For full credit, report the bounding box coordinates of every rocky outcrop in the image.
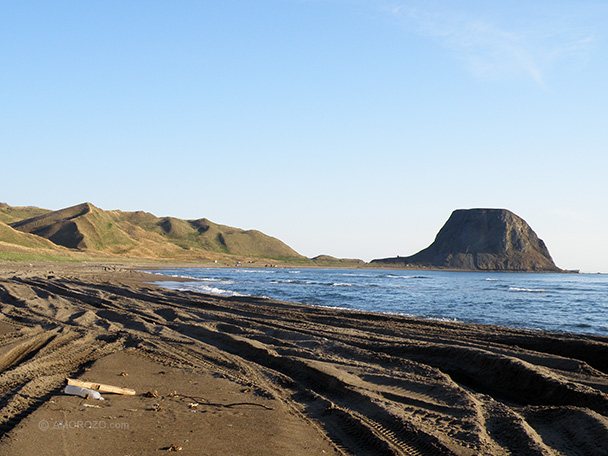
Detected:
[372,209,561,271]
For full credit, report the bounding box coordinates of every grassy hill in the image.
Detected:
[6,202,308,263]
[311,255,366,267]
[0,220,64,250]
[115,210,304,259]
[0,219,83,262]
[0,203,50,224]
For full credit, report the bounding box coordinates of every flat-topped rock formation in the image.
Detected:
[372,208,561,272]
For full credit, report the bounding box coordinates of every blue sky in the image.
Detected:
[1,1,607,272]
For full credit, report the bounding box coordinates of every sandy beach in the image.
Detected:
[0,263,607,455]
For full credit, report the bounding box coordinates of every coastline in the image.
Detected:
[143,265,603,337]
[0,262,607,455]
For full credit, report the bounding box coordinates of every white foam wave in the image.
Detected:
[509,287,548,293]
[386,275,427,279]
[199,278,236,285]
[270,279,315,285]
[169,283,248,297]
[235,269,275,274]
[148,272,202,280]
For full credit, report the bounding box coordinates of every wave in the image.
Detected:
[192,284,248,297]
[270,279,358,287]
[271,279,312,285]
[385,275,428,279]
[199,278,236,285]
[163,281,248,297]
[508,287,548,293]
[235,269,276,274]
[146,271,202,280]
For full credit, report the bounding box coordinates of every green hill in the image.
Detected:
[311,255,365,267]
[0,220,62,250]
[0,202,50,224]
[0,219,81,262]
[7,202,307,262]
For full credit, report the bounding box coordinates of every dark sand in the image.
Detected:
[0,263,607,455]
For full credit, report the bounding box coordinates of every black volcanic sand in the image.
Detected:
[0,263,607,455]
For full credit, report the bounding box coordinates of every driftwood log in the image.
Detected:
[66,378,136,395]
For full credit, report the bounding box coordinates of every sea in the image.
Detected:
[150,268,608,337]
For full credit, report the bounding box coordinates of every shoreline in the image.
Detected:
[141,264,605,339]
[0,262,607,455]
[137,260,581,273]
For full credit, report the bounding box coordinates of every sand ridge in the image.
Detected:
[0,263,607,455]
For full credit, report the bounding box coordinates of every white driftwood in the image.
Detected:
[66,378,136,395]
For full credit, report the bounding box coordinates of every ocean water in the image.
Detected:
[151,268,608,337]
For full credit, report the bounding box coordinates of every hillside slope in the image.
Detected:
[372,209,561,272]
[0,220,64,250]
[116,210,304,259]
[0,203,50,224]
[0,219,78,262]
[9,202,306,261]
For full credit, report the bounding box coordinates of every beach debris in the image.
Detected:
[143,389,160,398]
[82,403,102,408]
[152,403,164,412]
[168,391,179,398]
[167,444,182,451]
[64,384,105,401]
[188,402,199,409]
[119,371,128,376]
[67,378,136,396]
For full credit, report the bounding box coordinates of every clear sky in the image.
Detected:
[1,1,607,272]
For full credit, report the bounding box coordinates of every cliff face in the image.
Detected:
[373,209,561,272]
